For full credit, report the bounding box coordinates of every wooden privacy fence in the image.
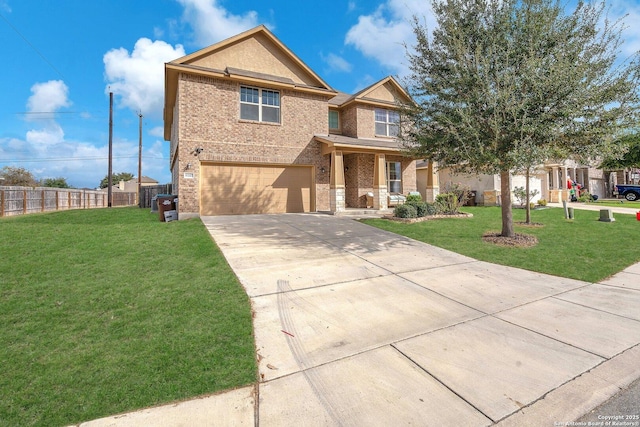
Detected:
[140,184,172,209]
[0,186,137,217]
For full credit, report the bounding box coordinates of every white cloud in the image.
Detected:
[26,123,64,146]
[321,52,353,73]
[26,80,71,117]
[0,132,170,189]
[177,0,260,46]
[22,81,69,155]
[148,126,164,138]
[345,0,435,75]
[103,38,185,118]
[605,0,640,58]
[1,77,170,188]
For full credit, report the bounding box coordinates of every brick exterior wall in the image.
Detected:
[342,154,416,208]
[341,105,358,138]
[344,154,375,208]
[174,73,332,214]
[170,74,416,215]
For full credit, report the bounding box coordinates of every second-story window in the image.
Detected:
[329,110,339,130]
[375,108,399,137]
[240,86,280,123]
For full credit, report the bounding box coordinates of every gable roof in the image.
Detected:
[133,176,159,184]
[164,26,336,139]
[329,76,413,108]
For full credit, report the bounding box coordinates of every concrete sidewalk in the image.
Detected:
[80,213,640,426]
[547,200,640,216]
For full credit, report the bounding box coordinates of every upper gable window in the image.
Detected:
[375,108,399,137]
[329,110,339,130]
[240,86,280,123]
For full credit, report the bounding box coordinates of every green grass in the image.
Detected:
[0,208,256,427]
[362,206,640,283]
[586,199,640,209]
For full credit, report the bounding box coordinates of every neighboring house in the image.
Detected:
[163,25,425,217]
[418,159,606,206]
[100,176,159,193]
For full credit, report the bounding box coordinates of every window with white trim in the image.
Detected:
[240,86,280,123]
[386,161,402,193]
[375,108,399,137]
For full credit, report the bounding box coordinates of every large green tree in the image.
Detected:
[0,166,38,187]
[402,0,640,237]
[99,172,134,189]
[41,177,72,188]
[600,132,640,170]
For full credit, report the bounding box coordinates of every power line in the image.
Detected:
[1,155,167,163]
[14,111,98,115]
[0,11,65,80]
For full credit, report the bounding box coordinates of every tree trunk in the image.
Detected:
[525,169,531,224]
[500,170,515,237]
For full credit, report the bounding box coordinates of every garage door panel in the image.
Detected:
[200,164,313,215]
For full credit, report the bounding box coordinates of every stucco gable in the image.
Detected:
[170,25,331,90]
[354,76,412,106]
[329,76,413,108]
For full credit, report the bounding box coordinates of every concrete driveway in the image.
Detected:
[81,213,640,426]
[201,213,640,426]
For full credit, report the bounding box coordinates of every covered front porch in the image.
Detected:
[544,162,601,202]
[315,134,423,213]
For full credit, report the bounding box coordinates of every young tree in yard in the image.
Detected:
[401,0,640,238]
[0,166,38,186]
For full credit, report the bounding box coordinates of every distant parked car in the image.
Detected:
[614,184,640,201]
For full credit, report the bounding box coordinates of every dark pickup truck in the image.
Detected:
[615,184,640,201]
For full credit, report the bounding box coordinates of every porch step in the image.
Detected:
[334,209,393,218]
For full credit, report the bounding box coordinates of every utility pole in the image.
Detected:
[138,112,143,208]
[107,91,113,208]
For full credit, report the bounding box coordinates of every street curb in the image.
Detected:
[495,344,640,426]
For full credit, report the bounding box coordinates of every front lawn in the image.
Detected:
[586,199,640,209]
[0,208,256,427]
[362,206,640,283]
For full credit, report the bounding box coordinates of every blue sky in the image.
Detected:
[1,0,638,188]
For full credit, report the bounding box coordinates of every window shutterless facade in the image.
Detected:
[386,161,402,193]
[375,108,399,137]
[240,86,280,123]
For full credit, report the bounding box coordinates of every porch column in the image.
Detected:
[561,166,569,200]
[549,166,560,203]
[330,151,345,212]
[425,161,440,203]
[552,167,560,189]
[373,154,388,209]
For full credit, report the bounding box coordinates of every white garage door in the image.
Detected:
[200,163,313,215]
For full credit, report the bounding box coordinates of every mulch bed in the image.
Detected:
[385,212,473,223]
[482,232,538,247]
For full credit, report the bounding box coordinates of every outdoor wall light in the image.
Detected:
[185,162,192,170]
[320,167,326,173]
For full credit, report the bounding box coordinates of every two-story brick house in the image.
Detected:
[164,25,418,217]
